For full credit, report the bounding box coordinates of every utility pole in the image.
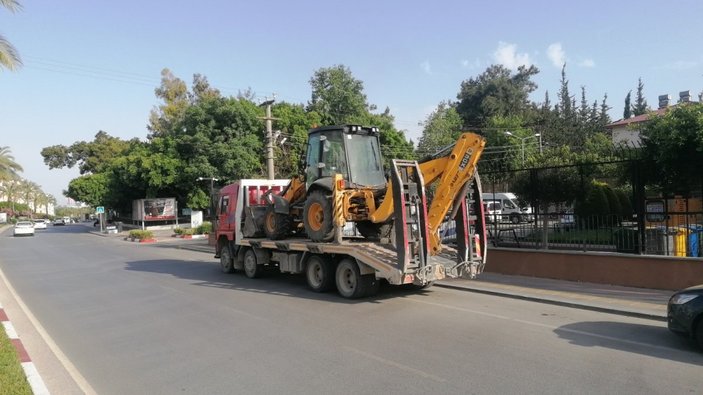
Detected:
[259,96,278,180]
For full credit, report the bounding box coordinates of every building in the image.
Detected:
[606,90,699,145]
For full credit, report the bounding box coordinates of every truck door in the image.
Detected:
[218,190,237,233]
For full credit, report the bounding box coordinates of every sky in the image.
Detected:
[1,0,702,205]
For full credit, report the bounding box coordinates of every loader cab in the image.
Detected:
[305,125,385,188]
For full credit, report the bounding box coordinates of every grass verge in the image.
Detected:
[0,325,32,395]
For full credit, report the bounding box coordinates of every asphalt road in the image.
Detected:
[1,223,701,394]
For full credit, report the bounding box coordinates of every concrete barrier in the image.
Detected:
[486,248,703,290]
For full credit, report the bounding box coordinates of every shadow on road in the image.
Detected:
[124,258,436,305]
[554,321,702,365]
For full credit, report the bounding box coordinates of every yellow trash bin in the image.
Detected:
[673,227,690,257]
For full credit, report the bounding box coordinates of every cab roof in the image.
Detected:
[309,125,379,136]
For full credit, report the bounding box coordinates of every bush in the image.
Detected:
[173,227,185,235]
[196,221,212,235]
[615,189,633,219]
[129,230,154,240]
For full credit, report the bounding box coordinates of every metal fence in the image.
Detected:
[477,156,703,258]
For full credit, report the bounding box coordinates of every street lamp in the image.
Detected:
[504,132,542,166]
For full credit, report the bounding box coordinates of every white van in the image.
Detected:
[482,192,533,224]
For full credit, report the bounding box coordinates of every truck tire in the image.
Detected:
[303,190,334,242]
[243,248,262,279]
[335,259,368,299]
[361,274,380,297]
[510,214,520,224]
[220,245,235,273]
[305,255,335,292]
[264,204,292,240]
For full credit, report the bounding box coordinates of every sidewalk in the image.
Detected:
[159,238,670,320]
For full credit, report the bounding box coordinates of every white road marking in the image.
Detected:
[2,320,19,339]
[0,265,98,395]
[22,362,51,395]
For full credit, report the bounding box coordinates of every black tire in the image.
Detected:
[510,214,520,224]
[335,259,369,299]
[303,190,334,242]
[695,318,703,351]
[264,204,292,240]
[243,248,262,279]
[361,274,380,297]
[305,255,335,292]
[220,245,235,273]
[356,221,393,241]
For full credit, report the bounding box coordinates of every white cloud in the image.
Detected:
[492,42,532,70]
[578,58,596,68]
[547,42,566,67]
[420,60,433,75]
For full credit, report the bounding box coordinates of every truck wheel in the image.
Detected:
[361,274,380,297]
[305,255,335,292]
[243,248,262,279]
[220,245,235,273]
[510,214,520,224]
[303,190,334,242]
[264,204,292,240]
[335,259,367,299]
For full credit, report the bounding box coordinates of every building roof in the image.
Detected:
[605,108,667,129]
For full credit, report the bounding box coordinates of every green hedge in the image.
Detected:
[129,230,154,240]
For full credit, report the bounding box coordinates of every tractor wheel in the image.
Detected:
[303,190,334,242]
[264,204,292,240]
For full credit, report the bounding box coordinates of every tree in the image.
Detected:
[17,180,39,211]
[456,64,539,128]
[148,68,190,138]
[632,77,649,116]
[556,64,572,120]
[0,0,21,71]
[640,103,703,193]
[417,102,463,156]
[272,102,321,178]
[0,146,23,181]
[307,65,370,125]
[0,178,20,212]
[65,173,111,208]
[41,131,133,174]
[623,91,632,119]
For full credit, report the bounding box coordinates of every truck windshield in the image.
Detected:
[346,134,385,187]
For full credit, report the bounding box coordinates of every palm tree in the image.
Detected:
[0,178,20,213]
[0,0,22,71]
[0,146,23,181]
[18,180,39,212]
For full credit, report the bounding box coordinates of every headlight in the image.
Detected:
[670,294,699,305]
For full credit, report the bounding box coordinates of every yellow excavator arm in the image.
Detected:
[370,132,485,254]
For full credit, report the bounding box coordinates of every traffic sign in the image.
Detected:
[96,206,105,214]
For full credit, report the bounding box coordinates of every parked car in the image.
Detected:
[14,221,35,237]
[667,284,703,349]
[53,218,65,226]
[33,219,48,230]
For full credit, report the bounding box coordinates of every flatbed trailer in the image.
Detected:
[215,172,487,299]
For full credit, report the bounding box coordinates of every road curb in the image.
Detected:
[435,283,667,322]
[1,303,50,395]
